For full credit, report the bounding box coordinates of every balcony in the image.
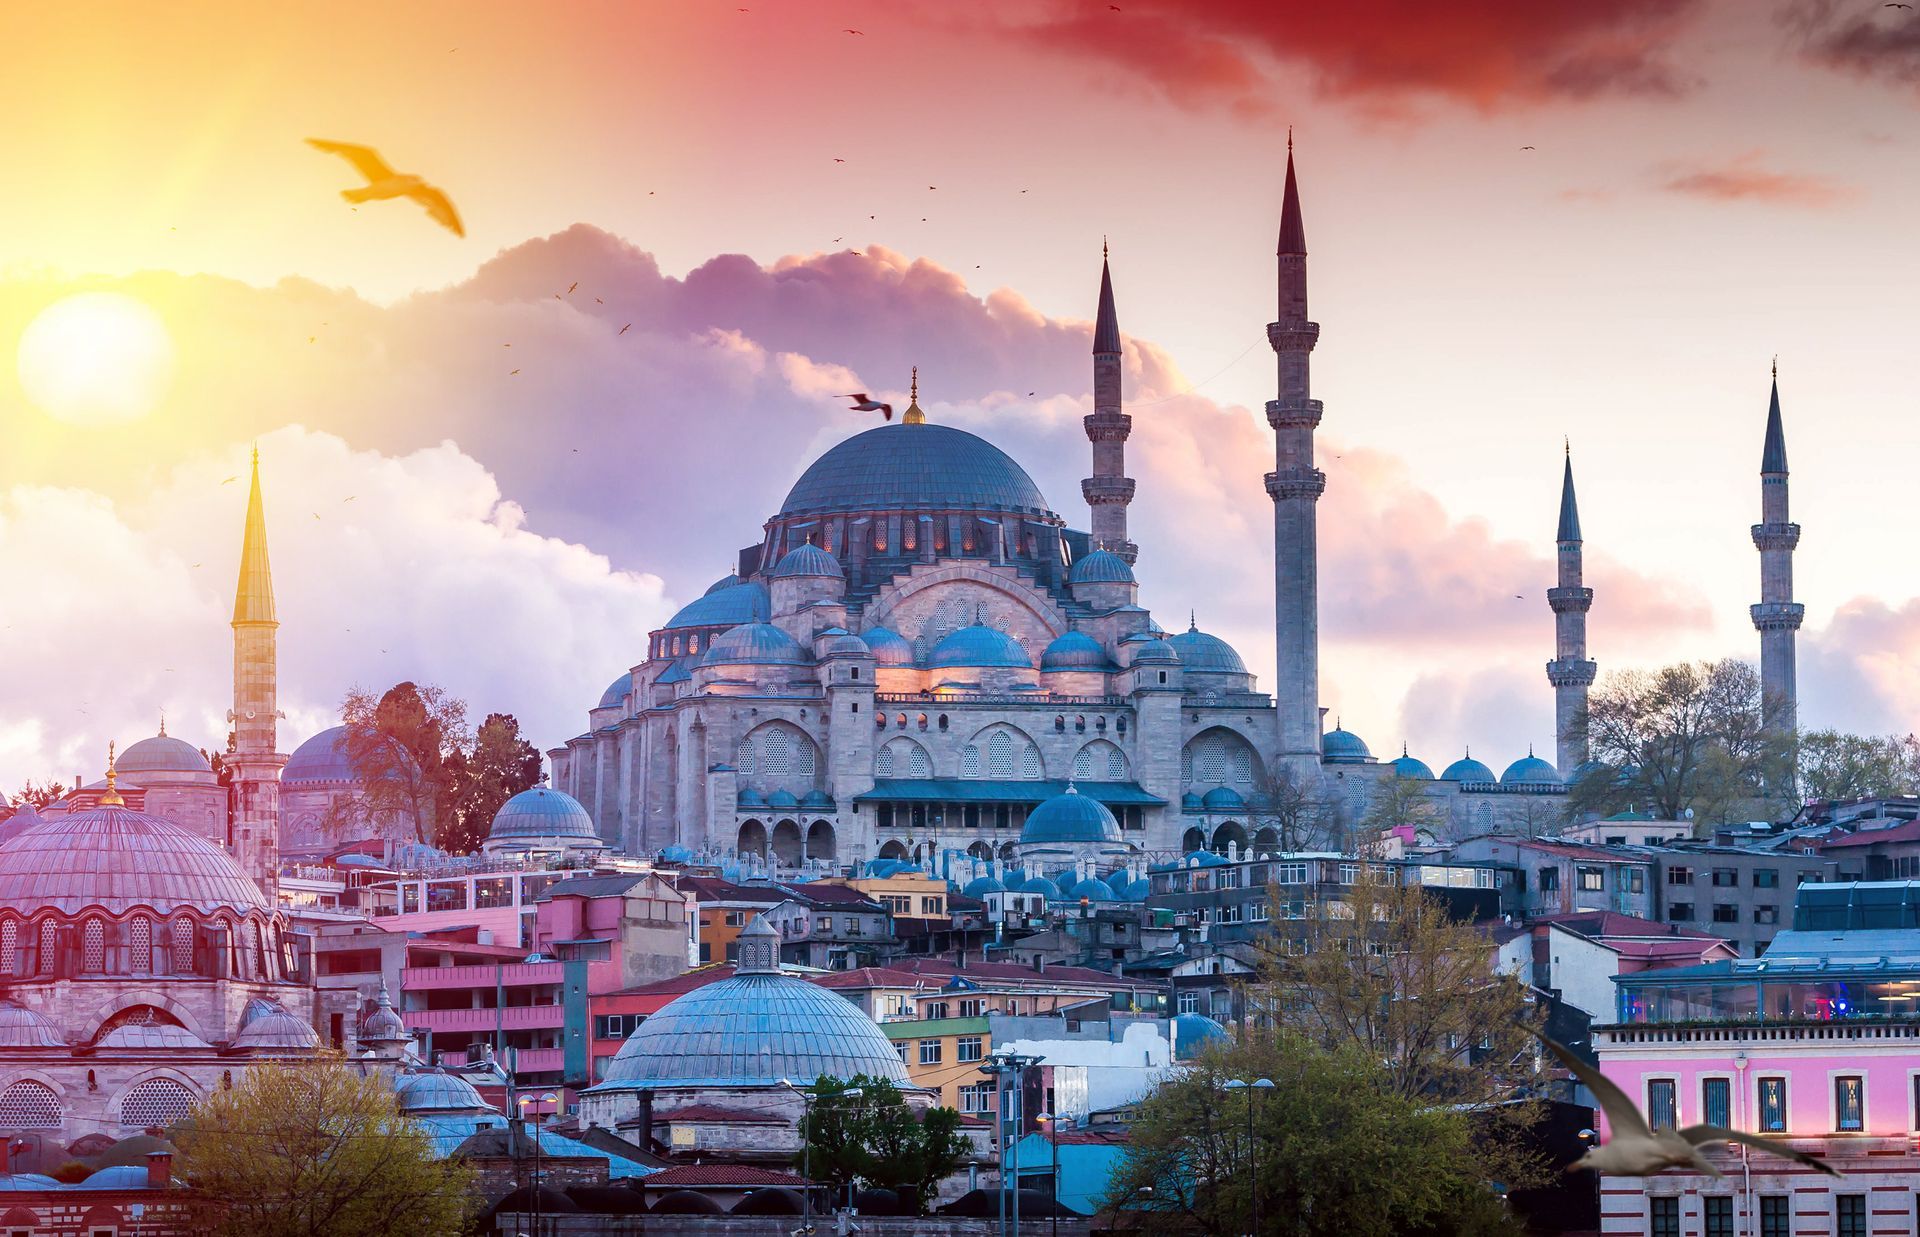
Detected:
[1599,1020,1920,1049]
[404,1004,566,1033]
[401,962,562,990]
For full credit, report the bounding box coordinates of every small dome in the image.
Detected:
[0,804,269,916]
[97,1021,211,1051]
[1021,786,1121,846]
[1068,550,1135,585]
[1131,638,1179,664]
[0,1001,64,1048]
[1390,748,1435,780]
[963,874,1006,897]
[767,790,799,809]
[929,624,1031,670]
[230,1005,321,1052]
[1064,876,1117,902]
[1180,792,1203,812]
[1441,754,1497,784]
[819,631,871,658]
[360,984,408,1043]
[284,726,355,784]
[1183,850,1229,868]
[395,1071,494,1114]
[665,580,772,631]
[1568,760,1609,784]
[1502,752,1564,787]
[704,572,743,595]
[115,733,211,776]
[1173,1013,1229,1061]
[1017,875,1062,899]
[800,789,834,809]
[79,1165,156,1191]
[1321,726,1372,764]
[598,674,633,710]
[490,787,598,843]
[1040,631,1112,671]
[1168,623,1247,675]
[770,544,844,579]
[861,626,915,667]
[701,622,809,667]
[736,787,767,808]
[1200,786,1245,811]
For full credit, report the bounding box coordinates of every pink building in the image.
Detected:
[1594,882,1920,1236]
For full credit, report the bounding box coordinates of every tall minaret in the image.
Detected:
[1751,366,1803,732]
[229,447,284,900]
[1546,444,1596,775]
[1083,243,1137,563]
[1268,135,1324,775]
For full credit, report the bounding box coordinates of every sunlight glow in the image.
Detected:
[17,292,174,427]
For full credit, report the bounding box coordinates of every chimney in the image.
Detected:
[146,1150,172,1190]
[637,1088,655,1151]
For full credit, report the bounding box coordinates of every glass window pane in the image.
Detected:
[1702,1078,1730,1127]
[1648,1079,1677,1132]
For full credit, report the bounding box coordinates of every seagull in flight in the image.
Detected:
[306,139,464,236]
[843,394,893,421]
[1534,1031,1840,1178]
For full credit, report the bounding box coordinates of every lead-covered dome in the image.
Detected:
[115,733,211,776]
[1022,786,1122,845]
[285,726,354,784]
[598,674,633,710]
[778,424,1053,519]
[0,804,268,916]
[1501,751,1563,787]
[1168,623,1247,675]
[861,626,915,667]
[1441,753,1496,784]
[665,580,771,631]
[770,544,844,579]
[230,1004,321,1052]
[0,1001,64,1048]
[1068,550,1135,585]
[1321,726,1372,764]
[489,787,598,843]
[395,1071,495,1114]
[702,622,810,667]
[1040,631,1111,671]
[929,624,1031,669]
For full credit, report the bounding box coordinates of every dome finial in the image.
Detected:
[1065,780,1079,795]
[158,711,167,737]
[1188,610,1197,632]
[902,366,926,424]
[100,741,124,807]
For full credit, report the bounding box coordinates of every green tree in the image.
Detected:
[173,1058,473,1237]
[1798,730,1920,802]
[10,778,67,809]
[326,682,471,847]
[794,1074,972,1213]
[1104,1032,1521,1236]
[443,712,543,853]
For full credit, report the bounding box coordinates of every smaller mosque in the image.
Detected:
[481,785,610,860]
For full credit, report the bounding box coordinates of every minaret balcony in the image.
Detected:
[1267,320,1320,352]
[1751,522,1801,551]
[1082,411,1133,442]
[1081,477,1136,505]
[1265,469,1326,501]
[1546,586,1593,614]
[1265,398,1323,430]
[1750,601,1805,632]
[1546,658,1597,687]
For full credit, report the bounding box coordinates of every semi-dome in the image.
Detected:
[598,674,633,710]
[1200,786,1245,811]
[230,1005,321,1052]
[861,626,914,667]
[589,920,911,1091]
[284,726,354,784]
[702,622,810,667]
[1441,753,1496,784]
[115,733,211,776]
[1021,786,1121,846]
[1321,726,1372,765]
[0,803,269,916]
[394,1071,494,1114]
[1040,631,1112,671]
[1067,550,1135,585]
[778,424,1053,519]
[1168,623,1247,675]
[1501,751,1563,787]
[96,1021,211,1051]
[770,544,844,579]
[1390,746,1435,780]
[665,580,772,631]
[489,787,598,843]
[929,624,1031,670]
[0,1001,64,1048]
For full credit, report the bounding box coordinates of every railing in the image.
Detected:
[401,962,563,989]
[874,693,1129,707]
[1599,1020,1920,1046]
[403,1004,565,1032]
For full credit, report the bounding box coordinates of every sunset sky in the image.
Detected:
[5,0,1920,786]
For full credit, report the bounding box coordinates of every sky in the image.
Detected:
[3,0,1920,787]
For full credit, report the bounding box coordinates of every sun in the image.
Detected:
[17,292,175,427]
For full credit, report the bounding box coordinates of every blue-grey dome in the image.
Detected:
[1017,875,1062,899]
[702,622,809,667]
[0,1001,64,1048]
[598,674,633,710]
[768,789,799,809]
[1168,624,1246,675]
[1568,760,1609,784]
[588,974,911,1092]
[1502,752,1563,787]
[819,631,871,658]
[1441,754,1496,784]
[1131,638,1179,663]
[861,626,914,667]
[665,580,771,631]
[704,572,743,595]
[79,1166,156,1191]
[1068,550,1135,585]
[779,423,1054,519]
[1180,792,1203,812]
[1040,631,1111,671]
[285,726,354,784]
[929,624,1031,670]
[1182,850,1229,868]
[1321,727,1372,765]
[1390,749,1435,780]
[116,733,211,776]
[736,787,767,807]
[1021,786,1121,845]
[800,789,834,809]
[395,1071,495,1114]
[489,787,598,842]
[0,803,269,916]
[770,544,844,580]
[1200,786,1245,812]
[231,1004,321,1052]
[963,874,1006,897]
[1173,1013,1229,1061]
[1065,876,1118,902]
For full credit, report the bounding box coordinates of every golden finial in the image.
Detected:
[158,711,166,737]
[100,741,124,806]
[902,366,926,425]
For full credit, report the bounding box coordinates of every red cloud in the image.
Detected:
[1659,150,1858,208]
[1785,0,1920,88]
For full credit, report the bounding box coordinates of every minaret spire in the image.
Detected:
[1752,366,1803,740]
[1268,138,1324,777]
[1082,243,1136,562]
[229,448,285,898]
[1547,447,1596,776]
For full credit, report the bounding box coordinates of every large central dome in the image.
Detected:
[0,804,269,916]
[779,423,1053,519]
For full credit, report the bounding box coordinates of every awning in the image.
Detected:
[854,779,1165,806]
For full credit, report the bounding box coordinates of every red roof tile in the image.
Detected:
[1535,911,1721,941]
[1821,820,1920,849]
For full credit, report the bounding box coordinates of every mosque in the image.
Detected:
[549,145,1805,869]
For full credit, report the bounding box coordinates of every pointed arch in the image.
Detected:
[1073,739,1127,782]
[877,736,932,780]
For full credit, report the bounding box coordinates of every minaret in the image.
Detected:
[1751,365,1803,732]
[1546,444,1596,775]
[229,447,284,899]
[1083,241,1137,563]
[1268,135,1324,775]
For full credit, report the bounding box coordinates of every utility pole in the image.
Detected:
[979,1050,1043,1237]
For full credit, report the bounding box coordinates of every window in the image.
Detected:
[957,1036,983,1062]
[724,910,745,927]
[1759,1196,1789,1237]
[919,1040,943,1065]
[1275,863,1308,885]
[1667,866,1692,885]
[1758,1077,1786,1131]
[960,1083,993,1113]
[1647,1079,1676,1132]
[1538,867,1560,893]
[82,917,104,973]
[121,1078,195,1129]
[1711,868,1738,887]
[0,1080,61,1128]
[920,897,942,915]
[895,1041,909,1062]
[959,998,983,1017]
[1177,992,1200,1014]
[0,920,13,974]
[1712,903,1738,924]
[1754,868,1780,888]
[1702,1077,1730,1127]
[1250,900,1270,922]
[1835,1075,1863,1132]
[1704,1196,1733,1237]
[816,916,831,932]
[1577,866,1604,892]
[1338,863,1361,885]
[1668,903,1694,922]
[1755,905,1778,925]
[171,917,194,972]
[594,1014,627,1039]
[1650,1197,1679,1237]
[1837,1194,1865,1237]
[923,1002,948,1020]
[1624,868,1646,894]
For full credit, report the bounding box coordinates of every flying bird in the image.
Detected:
[843,394,893,420]
[1521,145,1537,150]
[834,158,846,163]
[619,323,631,335]
[1533,1031,1840,1178]
[843,28,863,34]
[594,297,603,303]
[305,139,464,236]
[510,368,521,375]
[567,281,578,294]
[1887,3,1911,9]
[221,476,237,485]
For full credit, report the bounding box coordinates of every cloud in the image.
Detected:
[1395,664,1549,770]
[1658,150,1859,207]
[964,0,1704,118]
[1784,0,1920,89]
[1800,596,1920,736]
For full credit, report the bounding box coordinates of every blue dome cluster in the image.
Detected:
[1067,549,1135,585]
[928,624,1031,670]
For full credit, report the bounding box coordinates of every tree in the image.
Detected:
[326,682,471,847]
[1104,1032,1522,1236]
[10,779,67,809]
[1571,659,1794,826]
[443,713,542,853]
[1253,767,1338,853]
[1358,774,1445,846]
[173,1058,473,1237]
[1798,730,1920,802]
[794,1074,972,1213]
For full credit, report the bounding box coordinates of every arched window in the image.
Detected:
[1074,747,1094,780]
[916,714,928,732]
[1020,744,1041,780]
[82,918,104,974]
[1180,749,1193,782]
[908,745,929,779]
[764,731,791,778]
[120,1078,195,1130]
[38,920,56,974]
[1232,749,1254,784]
[688,634,701,654]
[736,737,756,776]
[961,745,981,778]
[988,733,1014,778]
[1200,742,1226,783]
[874,712,886,729]
[171,918,195,973]
[875,746,894,778]
[129,917,151,973]
[0,1081,61,1128]
[795,741,816,779]
[1054,716,1066,733]
[1074,715,1086,733]
[895,713,907,729]
[253,921,269,978]
[671,635,682,656]
[1095,716,1107,732]
[938,714,949,731]
[1116,717,1127,736]
[0,920,16,975]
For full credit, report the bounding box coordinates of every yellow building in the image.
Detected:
[820,870,947,926]
[882,1015,993,1115]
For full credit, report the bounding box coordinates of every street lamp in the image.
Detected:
[1222,1078,1275,1236]
[978,1051,1043,1237]
[782,1078,862,1235]
[516,1091,559,1237]
[1035,1112,1060,1237]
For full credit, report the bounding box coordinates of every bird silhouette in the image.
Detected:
[619,323,631,336]
[221,476,237,485]
[844,28,863,34]
[594,297,603,303]
[306,139,464,236]
[567,281,578,294]
[1521,145,1537,150]
[843,394,893,421]
[1533,1031,1840,1178]
[833,236,843,242]
[1887,3,1911,9]
[834,158,846,163]
[510,368,521,375]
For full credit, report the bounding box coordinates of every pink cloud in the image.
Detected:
[1659,150,1858,208]
[1801,596,1920,736]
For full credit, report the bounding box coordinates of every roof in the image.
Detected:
[1762,374,1788,474]
[663,579,771,631]
[1092,256,1121,355]
[602,965,736,999]
[1277,145,1306,255]
[115,733,212,775]
[778,423,1055,520]
[539,873,657,899]
[856,779,1164,806]
[489,786,598,842]
[679,876,788,904]
[1822,819,1920,850]
[0,803,270,916]
[1022,785,1122,846]
[1535,911,1722,941]
[233,449,275,625]
[644,1165,811,1188]
[1167,623,1246,675]
[285,726,354,784]
[1557,451,1582,543]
